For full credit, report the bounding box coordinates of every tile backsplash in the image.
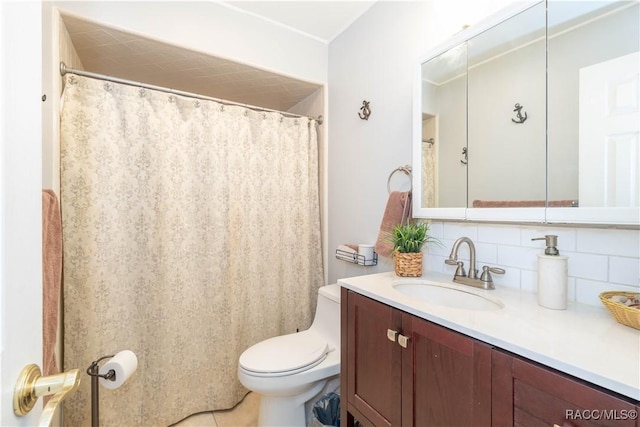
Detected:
[425,222,640,307]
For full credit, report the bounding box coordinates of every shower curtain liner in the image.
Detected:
[60,74,324,426]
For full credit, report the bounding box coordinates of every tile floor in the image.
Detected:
[173,392,259,427]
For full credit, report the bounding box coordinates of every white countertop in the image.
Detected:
[338,271,640,401]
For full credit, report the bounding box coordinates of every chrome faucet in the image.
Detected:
[445,237,504,290]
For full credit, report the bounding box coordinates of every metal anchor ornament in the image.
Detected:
[358,100,371,120]
[511,103,527,124]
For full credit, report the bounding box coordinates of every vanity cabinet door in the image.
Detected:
[492,349,638,427]
[342,289,403,427]
[403,314,492,427]
[341,289,493,427]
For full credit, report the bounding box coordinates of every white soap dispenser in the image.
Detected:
[531,235,568,310]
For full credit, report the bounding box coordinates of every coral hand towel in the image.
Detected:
[42,189,62,376]
[375,191,412,258]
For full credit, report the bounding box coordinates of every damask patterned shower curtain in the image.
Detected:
[60,74,324,426]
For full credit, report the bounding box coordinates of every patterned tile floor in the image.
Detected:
[173,392,259,427]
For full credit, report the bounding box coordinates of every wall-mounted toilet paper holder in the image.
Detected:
[13,363,81,426]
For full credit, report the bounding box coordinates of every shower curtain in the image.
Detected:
[60,74,324,426]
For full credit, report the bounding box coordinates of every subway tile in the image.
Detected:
[424,253,446,274]
[494,267,521,291]
[567,277,576,302]
[577,228,640,257]
[574,278,637,307]
[427,221,445,239]
[428,238,450,258]
[475,242,498,265]
[608,256,640,288]
[498,245,539,270]
[442,223,478,241]
[521,269,537,294]
[477,224,521,245]
[566,251,608,281]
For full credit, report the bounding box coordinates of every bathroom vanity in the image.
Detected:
[339,272,640,426]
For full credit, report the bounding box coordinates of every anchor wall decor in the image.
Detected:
[358,100,371,120]
[511,103,527,124]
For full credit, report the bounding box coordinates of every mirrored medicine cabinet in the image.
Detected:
[413,0,639,226]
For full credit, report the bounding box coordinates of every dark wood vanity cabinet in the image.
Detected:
[341,287,639,427]
[342,287,402,426]
[341,288,492,427]
[492,349,639,427]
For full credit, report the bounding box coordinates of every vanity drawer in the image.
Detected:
[493,349,638,427]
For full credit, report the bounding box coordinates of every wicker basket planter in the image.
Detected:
[394,252,423,277]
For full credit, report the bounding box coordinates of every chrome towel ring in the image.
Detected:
[387,165,412,194]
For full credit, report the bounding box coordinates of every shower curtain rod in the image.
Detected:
[59,62,323,125]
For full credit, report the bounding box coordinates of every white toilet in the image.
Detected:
[238,284,341,426]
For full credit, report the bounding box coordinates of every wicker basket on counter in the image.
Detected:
[599,291,640,330]
[394,252,423,277]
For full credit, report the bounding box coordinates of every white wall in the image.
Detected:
[327,0,512,283]
[326,0,639,305]
[328,1,431,282]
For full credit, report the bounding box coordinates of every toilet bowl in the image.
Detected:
[238,284,341,426]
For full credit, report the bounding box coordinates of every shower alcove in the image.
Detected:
[58,14,324,120]
[49,9,327,426]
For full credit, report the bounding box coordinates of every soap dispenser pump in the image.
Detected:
[531,235,568,310]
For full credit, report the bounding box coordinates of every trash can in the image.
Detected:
[310,392,340,427]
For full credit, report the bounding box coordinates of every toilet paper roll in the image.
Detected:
[99,350,138,390]
[358,244,375,261]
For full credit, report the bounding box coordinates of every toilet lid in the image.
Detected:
[239,330,329,375]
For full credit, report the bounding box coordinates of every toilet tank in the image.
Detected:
[309,284,341,349]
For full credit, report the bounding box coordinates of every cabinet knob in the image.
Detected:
[398,334,410,348]
[386,329,398,342]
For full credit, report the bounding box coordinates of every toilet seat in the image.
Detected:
[239,330,329,377]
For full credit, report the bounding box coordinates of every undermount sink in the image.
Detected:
[392,281,504,311]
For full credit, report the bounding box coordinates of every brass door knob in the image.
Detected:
[13,364,81,426]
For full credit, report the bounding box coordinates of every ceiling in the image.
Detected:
[223,1,376,43]
[60,1,375,112]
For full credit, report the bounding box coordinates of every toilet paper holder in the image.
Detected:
[86,351,138,427]
[87,354,116,382]
[87,354,115,427]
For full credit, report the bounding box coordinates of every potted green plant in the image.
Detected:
[390,221,440,277]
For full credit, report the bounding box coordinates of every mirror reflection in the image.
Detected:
[548,1,639,209]
[467,3,546,208]
[419,0,639,217]
[421,43,467,208]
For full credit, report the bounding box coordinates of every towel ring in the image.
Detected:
[387,165,412,194]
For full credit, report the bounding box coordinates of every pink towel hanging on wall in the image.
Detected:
[374,191,412,258]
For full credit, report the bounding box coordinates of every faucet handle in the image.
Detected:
[445,259,466,277]
[480,265,505,283]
